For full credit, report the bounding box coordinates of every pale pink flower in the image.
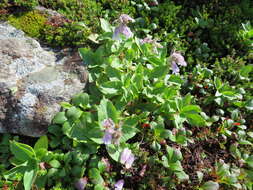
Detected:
[115,179,124,190]
[171,52,187,67]
[102,118,122,145]
[171,61,180,74]
[140,37,163,54]
[120,148,135,169]
[113,14,134,40]
[102,118,115,129]
[170,51,187,74]
[113,24,133,40]
[118,14,135,24]
[103,131,113,145]
[102,118,115,144]
[74,177,87,190]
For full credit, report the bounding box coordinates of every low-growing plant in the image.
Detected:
[1,0,253,189]
[8,10,47,38]
[0,0,38,9]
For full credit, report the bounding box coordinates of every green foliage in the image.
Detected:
[7,10,92,47]
[39,0,102,27]
[8,11,47,38]
[1,0,253,189]
[42,22,91,47]
[5,140,39,190]
[0,0,38,9]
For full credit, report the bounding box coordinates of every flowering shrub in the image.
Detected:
[1,9,253,190]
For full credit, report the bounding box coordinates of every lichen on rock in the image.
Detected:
[0,22,87,137]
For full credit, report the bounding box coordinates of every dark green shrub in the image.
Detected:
[0,0,38,9]
[7,10,91,47]
[8,10,47,38]
[41,22,91,47]
[38,0,102,24]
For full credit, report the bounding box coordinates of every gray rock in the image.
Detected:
[0,22,87,137]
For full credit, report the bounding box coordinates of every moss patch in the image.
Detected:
[7,10,91,48]
[8,10,47,38]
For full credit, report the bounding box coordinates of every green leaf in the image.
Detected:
[132,74,143,91]
[34,149,47,160]
[147,56,165,65]
[120,117,139,142]
[169,161,183,172]
[149,65,168,79]
[100,18,111,32]
[94,184,105,190]
[121,125,139,142]
[214,77,222,90]
[172,148,183,162]
[60,102,72,109]
[239,64,253,78]
[100,80,122,95]
[248,132,253,138]
[88,33,99,43]
[167,130,176,142]
[34,136,48,152]
[4,165,27,180]
[72,166,84,177]
[185,113,206,126]
[162,155,169,168]
[66,107,82,120]
[78,48,94,65]
[229,144,241,159]
[166,146,174,161]
[34,175,47,188]
[88,168,104,185]
[86,126,104,144]
[151,141,161,151]
[168,75,184,85]
[106,144,123,162]
[72,93,90,108]
[97,98,118,123]
[181,105,201,114]
[245,99,253,111]
[197,171,204,183]
[52,112,67,124]
[175,171,189,181]
[105,66,122,80]
[47,168,58,177]
[10,141,35,162]
[246,156,253,168]
[49,160,61,168]
[201,181,219,190]
[24,169,37,190]
[221,90,237,99]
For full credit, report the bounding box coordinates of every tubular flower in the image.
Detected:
[118,14,135,24]
[170,51,187,74]
[171,52,187,67]
[102,118,115,129]
[171,61,180,74]
[74,177,88,190]
[113,14,134,40]
[102,130,114,145]
[114,179,124,190]
[113,24,133,40]
[120,148,135,169]
[102,118,115,145]
[140,37,163,54]
[102,118,122,145]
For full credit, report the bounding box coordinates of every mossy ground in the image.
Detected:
[5,9,91,47]
[8,10,47,38]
